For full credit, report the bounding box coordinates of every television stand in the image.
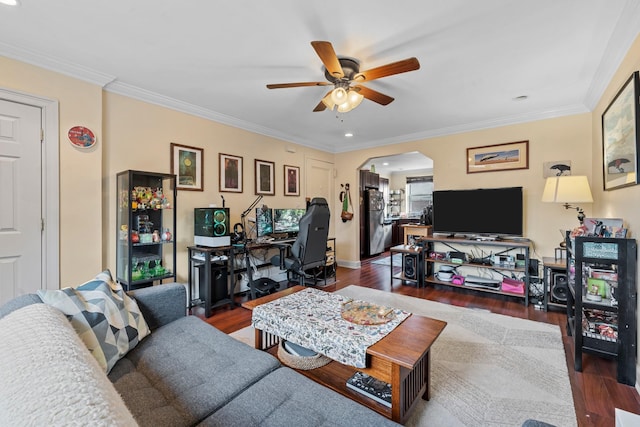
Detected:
[421,235,532,305]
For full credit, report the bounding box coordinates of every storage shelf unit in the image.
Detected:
[116,170,177,291]
[566,235,637,385]
[420,236,532,305]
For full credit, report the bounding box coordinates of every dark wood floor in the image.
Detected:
[193,253,640,427]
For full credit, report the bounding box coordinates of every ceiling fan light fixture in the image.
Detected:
[331,87,348,105]
[347,89,364,109]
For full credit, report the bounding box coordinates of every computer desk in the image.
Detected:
[236,239,295,300]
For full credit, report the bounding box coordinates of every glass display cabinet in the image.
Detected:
[116,170,177,290]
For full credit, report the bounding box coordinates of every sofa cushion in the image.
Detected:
[200,366,400,426]
[38,269,150,373]
[0,303,137,426]
[109,315,281,427]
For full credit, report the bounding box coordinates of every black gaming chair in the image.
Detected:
[271,197,331,287]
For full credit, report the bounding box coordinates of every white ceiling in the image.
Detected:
[1,1,639,154]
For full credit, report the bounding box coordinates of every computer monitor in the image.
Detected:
[273,208,305,235]
[255,207,273,237]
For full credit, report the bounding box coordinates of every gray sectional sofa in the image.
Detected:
[0,283,399,426]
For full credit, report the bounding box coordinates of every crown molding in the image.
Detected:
[0,42,116,87]
[335,104,590,153]
[104,80,329,152]
[584,1,640,109]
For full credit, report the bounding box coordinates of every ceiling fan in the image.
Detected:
[266,41,420,113]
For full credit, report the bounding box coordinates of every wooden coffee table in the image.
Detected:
[242,286,447,424]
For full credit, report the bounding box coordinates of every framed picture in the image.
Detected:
[170,143,203,191]
[284,165,300,196]
[255,159,275,195]
[467,140,529,174]
[543,160,572,178]
[219,153,243,193]
[602,71,640,191]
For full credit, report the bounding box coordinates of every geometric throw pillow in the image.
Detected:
[37,270,150,374]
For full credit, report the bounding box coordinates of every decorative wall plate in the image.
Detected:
[68,126,96,148]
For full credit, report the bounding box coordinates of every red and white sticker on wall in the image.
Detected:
[68,126,96,149]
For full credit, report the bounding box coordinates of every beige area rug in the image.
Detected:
[231,285,577,427]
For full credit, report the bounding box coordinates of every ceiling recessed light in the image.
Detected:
[383,162,389,166]
[513,95,528,101]
[345,133,353,137]
[0,0,19,6]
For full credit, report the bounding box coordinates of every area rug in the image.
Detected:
[231,285,577,427]
[370,253,402,266]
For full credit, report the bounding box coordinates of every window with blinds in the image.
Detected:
[406,176,433,215]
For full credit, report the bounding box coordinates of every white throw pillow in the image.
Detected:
[38,270,150,373]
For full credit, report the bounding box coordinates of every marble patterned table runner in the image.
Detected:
[252,288,411,368]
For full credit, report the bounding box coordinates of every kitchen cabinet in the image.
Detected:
[360,169,379,189]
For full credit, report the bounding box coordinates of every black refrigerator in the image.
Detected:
[364,189,385,256]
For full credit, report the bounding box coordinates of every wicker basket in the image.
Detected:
[277,340,331,370]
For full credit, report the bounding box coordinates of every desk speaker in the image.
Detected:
[404,254,417,279]
[551,273,568,304]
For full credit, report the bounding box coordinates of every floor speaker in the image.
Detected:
[404,254,417,279]
[198,264,229,305]
[551,273,568,304]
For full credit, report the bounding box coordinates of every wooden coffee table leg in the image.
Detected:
[254,328,263,350]
[423,350,431,401]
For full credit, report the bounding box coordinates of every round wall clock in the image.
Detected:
[68,126,96,148]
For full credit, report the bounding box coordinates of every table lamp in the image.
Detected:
[541,176,594,224]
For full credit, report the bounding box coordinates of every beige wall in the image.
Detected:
[102,92,333,282]
[591,33,640,386]
[335,113,593,264]
[0,57,103,287]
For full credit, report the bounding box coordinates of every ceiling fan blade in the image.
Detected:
[267,81,331,89]
[353,57,420,82]
[311,41,344,79]
[354,85,394,105]
[313,90,334,112]
[313,101,327,112]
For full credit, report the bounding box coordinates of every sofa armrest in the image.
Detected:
[128,283,186,330]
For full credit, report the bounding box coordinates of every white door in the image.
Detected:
[0,99,43,304]
[305,157,335,232]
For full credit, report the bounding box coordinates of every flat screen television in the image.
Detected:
[432,187,523,237]
[255,207,273,237]
[273,208,305,235]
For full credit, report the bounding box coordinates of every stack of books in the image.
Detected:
[346,372,392,407]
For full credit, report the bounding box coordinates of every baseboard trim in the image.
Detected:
[337,259,361,269]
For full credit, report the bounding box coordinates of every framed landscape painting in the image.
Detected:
[219,153,243,193]
[467,140,529,174]
[171,143,203,191]
[602,71,640,191]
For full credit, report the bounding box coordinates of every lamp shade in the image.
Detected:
[541,176,593,203]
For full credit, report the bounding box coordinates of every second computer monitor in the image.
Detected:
[255,208,273,237]
[273,208,305,236]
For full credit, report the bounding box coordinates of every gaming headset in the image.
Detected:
[231,222,245,244]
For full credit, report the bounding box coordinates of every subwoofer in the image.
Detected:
[551,273,568,304]
[404,254,417,279]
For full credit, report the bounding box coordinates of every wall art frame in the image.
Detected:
[219,153,243,193]
[284,165,300,196]
[170,143,203,191]
[602,71,640,191]
[467,140,529,174]
[255,159,275,196]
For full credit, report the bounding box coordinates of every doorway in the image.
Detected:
[0,89,59,304]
